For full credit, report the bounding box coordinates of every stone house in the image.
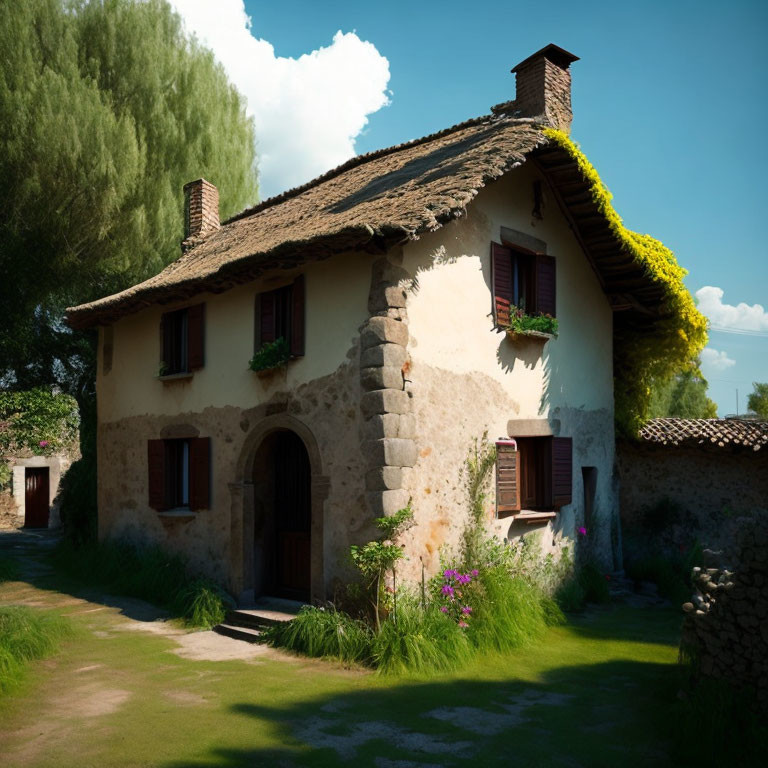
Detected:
[67,44,678,604]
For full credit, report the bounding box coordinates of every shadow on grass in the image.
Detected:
[159,655,763,768]
[0,530,170,624]
[563,603,684,647]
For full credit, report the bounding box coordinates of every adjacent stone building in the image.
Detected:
[67,45,681,604]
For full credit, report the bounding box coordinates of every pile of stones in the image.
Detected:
[681,516,768,710]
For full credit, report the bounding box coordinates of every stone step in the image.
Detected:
[212,623,263,643]
[223,596,304,631]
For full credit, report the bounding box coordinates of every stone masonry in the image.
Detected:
[360,253,416,517]
[681,516,768,710]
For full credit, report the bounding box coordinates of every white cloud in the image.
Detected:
[700,347,736,373]
[696,286,768,332]
[169,0,390,200]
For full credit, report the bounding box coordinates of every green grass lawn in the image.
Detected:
[0,536,709,767]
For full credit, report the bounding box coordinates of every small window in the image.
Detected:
[255,275,305,357]
[160,303,205,375]
[491,243,556,327]
[495,436,572,516]
[148,437,210,511]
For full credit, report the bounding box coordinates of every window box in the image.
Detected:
[491,243,556,330]
[252,275,305,375]
[505,328,556,344]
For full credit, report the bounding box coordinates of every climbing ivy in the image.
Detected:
[0,389,79,456]
[543,129,709,436]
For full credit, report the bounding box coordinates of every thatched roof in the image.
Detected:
[639,418,768,451]
[66,112,668,330]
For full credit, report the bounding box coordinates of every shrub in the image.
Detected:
[467,566,559,653]
[249,337,291,372]
[0,606,73,694]
[371,597,471,675]
[625,541,702,604]
[555,575,586,612]
[578,562,611,604]
[50,539,231,628]
[0,555,19,583]
[265,605,372,665]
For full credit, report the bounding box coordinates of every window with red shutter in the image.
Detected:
[503,435,573,512]
[255,276,305,357]
[160,303,205,375]
[491,242,556,325]
[148,436,210,511]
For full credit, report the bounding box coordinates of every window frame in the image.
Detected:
[160,303,205,377]
[148,436,210,512]
[254,275,305,358]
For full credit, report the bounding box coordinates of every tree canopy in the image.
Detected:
[0,0,258,394]
[648,364,718,420]
[747,383,768,419]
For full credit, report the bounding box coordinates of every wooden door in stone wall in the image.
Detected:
[24,467,50,528]
[272,431,311,601]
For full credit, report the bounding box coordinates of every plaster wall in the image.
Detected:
[97,250,372,422]
[400,164,618,574]
[10,455,70,527]
[96,250,374,596]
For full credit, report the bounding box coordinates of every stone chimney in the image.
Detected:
[493,44,579,133]
[182,178,219,251]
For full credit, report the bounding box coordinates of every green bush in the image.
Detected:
[265,605,373,665]
[555,575,586,612]
[249,337,291,372]
[468,567,561,653]
[578,562,611,604]
[51,540,232,628]
[0,606,73,695]
[0,556,19,583]
[372,598,472,675]
[626,542,702,605]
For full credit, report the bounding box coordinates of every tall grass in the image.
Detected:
[372,598,472,675]
[51,539,232,629]
[0,555,19,583]
[468,566,563,653]
[265,605,372,665]
[0,606,73,695]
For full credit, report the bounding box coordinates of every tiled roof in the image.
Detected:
[639,418,768,451]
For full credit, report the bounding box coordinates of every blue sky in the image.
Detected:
[182,0,768,415]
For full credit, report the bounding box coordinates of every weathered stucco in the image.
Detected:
[96,162,621,599]
[97,250,372,422]
[398,164,618,575]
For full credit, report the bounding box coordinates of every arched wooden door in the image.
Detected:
[25,467,50,528]
[270,431,311,601]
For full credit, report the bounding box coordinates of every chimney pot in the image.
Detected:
[182,178,220,251]
[497,44,579,134]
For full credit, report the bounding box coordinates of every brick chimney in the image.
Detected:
[182,178,219,252]
[493,44,579,133]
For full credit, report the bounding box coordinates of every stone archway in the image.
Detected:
[230,415,329,605]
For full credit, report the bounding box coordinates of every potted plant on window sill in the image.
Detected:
[249,337,292,378]
[505,305,558,343]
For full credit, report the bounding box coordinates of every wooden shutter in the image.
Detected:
[491,243,513,327]
[257,290,276,346]
[160,312,173,372]
[187,303,205,370]
[189,437,210,511]
[535,254,557,317]
[550,436,572,508]
[495,443,521,516]
[148,439,168,511]
[290,274,305,357]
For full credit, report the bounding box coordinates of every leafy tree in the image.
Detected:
[747,382,768,419]
[0,0,258,392]
[648,363,718,420]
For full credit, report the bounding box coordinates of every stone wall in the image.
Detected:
[681,516,768,709]
[617,440,768,553]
